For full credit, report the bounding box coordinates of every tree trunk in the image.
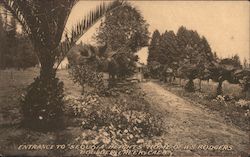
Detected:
[199,79,202,91]
[21,50,64,131]
[185,79,195,92]
[216,81,223,96]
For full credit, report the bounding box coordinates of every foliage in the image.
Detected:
[96,3,149,52]
[1,0,122,130]
[234,69,250,100]
[147,30,161,64]
[209,58,241,95]
[20,74,64,131]
[96,3,149,79]
[65,85,165,144]
[67,43,107,95]
[0,12,38,69]
[15,34,38,69]
[69,62,106,95]
[110,52,138,79]
[147,26,215,92]
[146,61,162,79]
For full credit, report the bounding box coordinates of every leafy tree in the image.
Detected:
[67,43,107,94]
[209,59,240,96]
[1,0,122,131]
[69,59,105,95]
[176,27,214,92]
[159,31,179,65]
[96,4,149,52]
[96,3,149,79]
[147,61,163,79]
[158,30,179,82]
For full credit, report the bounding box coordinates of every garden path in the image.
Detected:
[140,81,249,155]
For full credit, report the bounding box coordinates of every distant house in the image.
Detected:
[135,47,148,65]
[132,47,149,82]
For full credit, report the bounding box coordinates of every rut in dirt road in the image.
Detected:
[140,81,248,154]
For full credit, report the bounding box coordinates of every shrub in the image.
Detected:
[69,62,106,95]
[20,75,64,131]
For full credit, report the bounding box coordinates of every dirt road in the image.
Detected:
[140,81,249,156]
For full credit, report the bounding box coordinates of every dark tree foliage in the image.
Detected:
[67,43,106,95]
[96,3,149,79]
[0,13,38,70]
[15,34,38,69]
[147,30,161,64]
[147,26,214,91]
[96,4,149,52]
[209,58,241,96]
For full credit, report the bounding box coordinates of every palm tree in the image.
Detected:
[0,0,123,130]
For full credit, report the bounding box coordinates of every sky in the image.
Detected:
[66,1,249,62]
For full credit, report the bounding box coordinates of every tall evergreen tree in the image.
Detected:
[147,29,161,64]
[159,30,179,67]
[176,27,214,92]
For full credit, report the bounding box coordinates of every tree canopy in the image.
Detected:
[96,3,150,53]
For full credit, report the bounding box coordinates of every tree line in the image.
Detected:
[0,8,38,70]
[146,26,249,97]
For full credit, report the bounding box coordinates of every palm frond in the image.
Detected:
[55,0,124,70]
[1,0,78,49]
[0,1,32,35]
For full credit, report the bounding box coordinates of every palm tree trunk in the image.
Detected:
[21,50,64,131]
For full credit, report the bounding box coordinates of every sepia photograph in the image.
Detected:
[0,0,249,156]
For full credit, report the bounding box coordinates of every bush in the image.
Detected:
[69,62,106,95]
[20,75,64,131]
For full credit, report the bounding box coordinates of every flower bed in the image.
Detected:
[64,84,166,147]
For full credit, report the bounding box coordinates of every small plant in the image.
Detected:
[69,61,106,95]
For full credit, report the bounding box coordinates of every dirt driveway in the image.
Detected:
[140,81,249,156]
